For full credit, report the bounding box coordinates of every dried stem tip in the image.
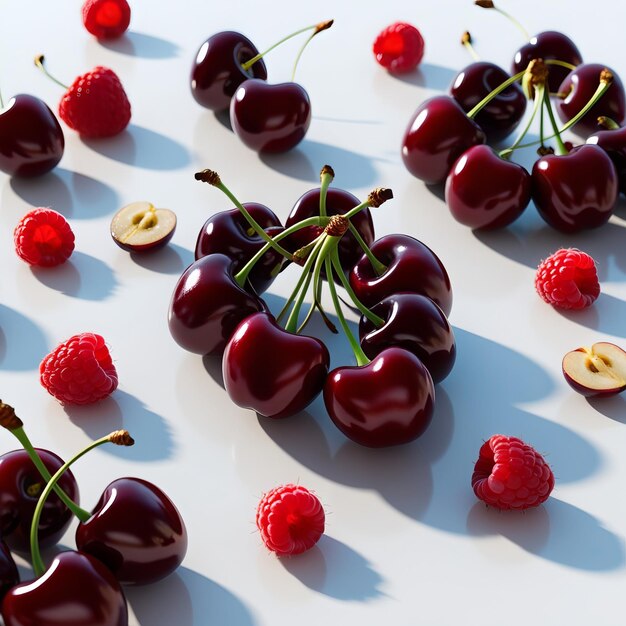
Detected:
[109,430,135,446]
[368,188,393,208]
[34,54,45,66]
[0,402,23,430]
[314,20,334,34]
[320,164,335,179]
[527,58,548,85]
[194,169,222,186]
[475,0,495,8]
[537,146,555,156]
[461,31,472,45]
[325,214,349,237]
[600,69,614,85]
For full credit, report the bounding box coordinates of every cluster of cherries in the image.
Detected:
[0,402,187,625]
[190,20,332,153]
[400,1,626,232]
[167,166,456,447]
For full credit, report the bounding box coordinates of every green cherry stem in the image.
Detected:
[545,59,577,72]
[319,164,334,218]
[467,68,527,119]
[598,116,620,130]
[461,31,480,62]
[30,430,135,577]
[543,85,568,155]
[195,169,293,261]
[343,187,393,220]
[347,223,386,275]
[34,55,70,90]
[0,402,90,521]
[291,20,333,82]
[499,83,544,158]
[474,1,530,41]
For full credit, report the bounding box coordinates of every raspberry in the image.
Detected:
[40,333,118,405]
[535,248,600,310]
[256,484,325,555]
[82,0,131,39]
[373,22,425,74]
[14,208,75,267]
[472,435,555,510]
[59,66,131,138]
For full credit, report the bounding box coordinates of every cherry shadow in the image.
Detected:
[586,394,626,423]
[129,243,193,275]
[0,304,48,371]
[280,536,385,601]
[98,31,180,59]
[389,62,458,92]
[213,109,232,132]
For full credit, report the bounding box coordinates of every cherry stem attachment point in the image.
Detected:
[34,55,69,90]
[461,31,480,62]
[474,1,530,41]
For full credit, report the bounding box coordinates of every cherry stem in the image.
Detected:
[543,85,568,155]
[34,55,69,90]
[461,31,480,62]
[319,165,334,218]
[347,223,386,276]
[499,83,544,158]
[195,170,293,261]
[291,20,333,82]
[475,1,529,40]
[30,430,134,577]
[297,273,337,334]
[597,116,620,130]
[466,68,526,119]
[545,59,577,72]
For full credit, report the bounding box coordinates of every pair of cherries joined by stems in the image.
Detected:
[168,166,455,447]
[190,20,332,153]
[402,1,626,233]
[0,403,187,625]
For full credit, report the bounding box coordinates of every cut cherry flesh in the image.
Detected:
[562,342,626,397]
[110,201,176,252]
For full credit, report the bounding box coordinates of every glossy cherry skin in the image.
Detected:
[190,31,268,112]
[1,551,128,626]
[359,293,456,384]
[223,312,330,419]
[532,145,618,232]
[284,188,375,275]
[0,94,64,177]
[445,145,531,229]
[587,126,626,194]
[195,203,284,294]
[557,64,626,137]
[450,62,526,143]
[512,31,582,93]
[401,95,486,185]
[0,448,80,553]
[324,347,435,448]
[0,542,18,602]
[168,253,265,356]
[230,78,311,152]
[75,477,187,586]
[350,234,453,316]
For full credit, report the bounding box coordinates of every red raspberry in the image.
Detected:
[535,248,600,310]
[40,333,118,405]
[373,22,425,74]
[59,66,131,138]
[472,435,555,510]
[14,208,75,267]
[82,0,131,39]
[256,484,325,555]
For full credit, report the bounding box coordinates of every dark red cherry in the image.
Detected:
[359,293,456,384]
[587,126,626,194]
[168,253,264,356]
[195,203,284,294]
[323,347,435,448]
[512,31,582,92]
[1,551,127,626]
[284,188,375,275]
[450,62,526,142]
[556,64,626,137]
[532,144,618,232]
[223,312,330,419]
[0,542,18,602]
[190,31,268,112]
[0,94,64,177]
[401,95,486,185]
[75,477,187,586]
[445,145,531,229]
[0,448,79,553]
[230,78,311,152]
[350,234,453,316]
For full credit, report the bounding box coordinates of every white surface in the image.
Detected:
[1,0,626,624]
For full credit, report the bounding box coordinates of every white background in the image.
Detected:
[1,0,626,624]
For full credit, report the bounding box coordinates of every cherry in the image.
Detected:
[450,62,526,142]
[190,31,268,112]
[587,123,626,194]
[75,477,187,585]
[445,145,531,229]
[223,312,330,419]
[359,293,456,384]
[168,253,265,356]
[230,78,311,153]
[512,31,582,92]
[350,234,453,316]
[0,448,79,553]
[532,144,618,232]
[0,542,18,602]
[1,551,128,626]
[323,347,435,447]
[401,95,486,184]
[557,64,626,137]
[195,203,284,294]
[0,94,64,177]
[284,188,375,275]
